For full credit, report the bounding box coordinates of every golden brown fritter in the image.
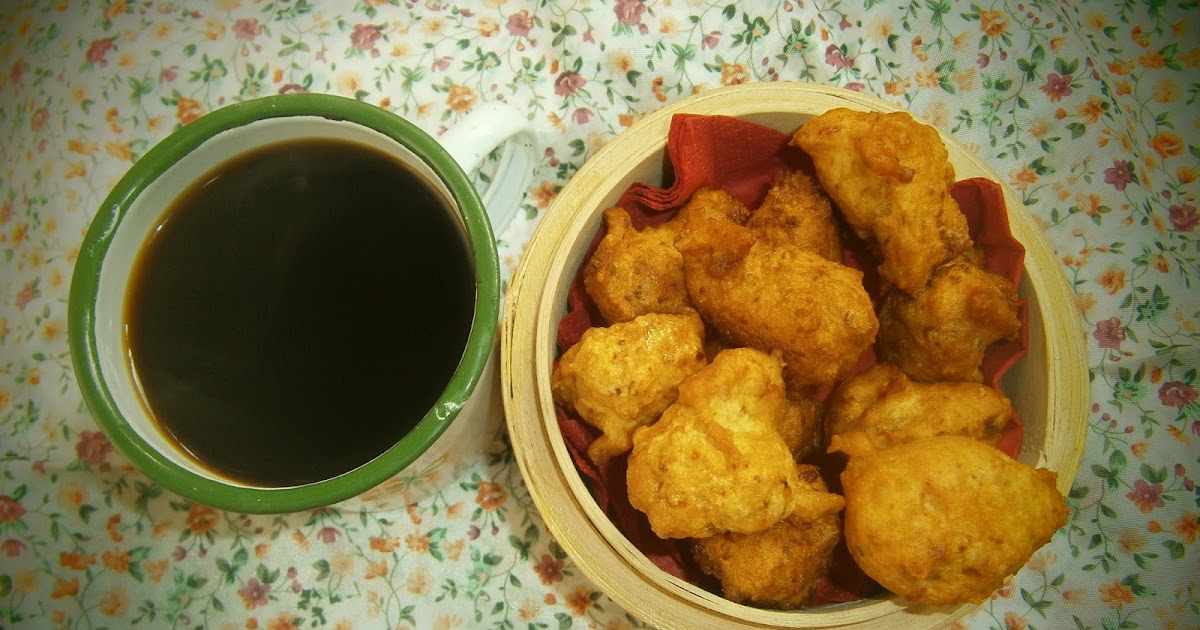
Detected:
[675,208,878,388]
[673,186,751,226]
[830,433,1068,605]
[747,170,844,263]
[878,255,1021,383]
[779,392,823,460]
[584,207,692,324]
[626,348,844,539]
[792,108,973,294]
[825,363,1013,449]
[552,311,707,466]
[690,464,842,609]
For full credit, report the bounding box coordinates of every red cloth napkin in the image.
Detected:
[554,113,1028,605]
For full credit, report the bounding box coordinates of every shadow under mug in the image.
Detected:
[67,93,536,514]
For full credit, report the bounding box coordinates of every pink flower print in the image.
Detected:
[233,18,261,42]
[702,31,720,50]
[506,10,533,37]
[613,0,645,27]
[824,44,853,70]
[432,56,453,71]
[583,29,595,43]
[75,430,114,465]
[571,108,591,124]
[238,577,270,609]
[87,38,116,66]
[1093,317,1125,350]
[318,526,340,543]
[30,108,50,131]
[1159,381,1198,408]
[977,53,990,68]
[0,496,26,524]
[554,71,586,97]
[1040,72,1073,102]
[350,24,382,52]
[2,539,25,557]
[1104,160,1133,191]
[10,60,27,84]
[1126,479,1164,513]
[15,281,35,311]
[1169,204,1198,232]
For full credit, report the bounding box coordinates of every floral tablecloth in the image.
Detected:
[1,1,1197,628]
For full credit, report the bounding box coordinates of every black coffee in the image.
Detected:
[125,138,476,487]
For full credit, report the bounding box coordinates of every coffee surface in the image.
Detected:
[125,138,476,487]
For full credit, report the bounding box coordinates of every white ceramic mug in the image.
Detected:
[68,94,536,513]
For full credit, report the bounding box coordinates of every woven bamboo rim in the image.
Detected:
[502,83,1088,630]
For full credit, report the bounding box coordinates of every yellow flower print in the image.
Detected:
[1078,96,1106,123]
[57,482,86,509]
[204,18,225,40]
[1148,131,1183,159]
[475,480,507,510]
[102,549,130,572]
[50,577,79,599]
[40,319,62,342]
[175,97,203,124]
[364,558,387,580]
[1099,580,1135,609]
[1172,511,1200,543]
[1073,291,1098,315]
[14,568,38,594]
[405,565,430,594]
[719,62,748,85]
[1004,611,1027,630]
[1098,266,1126,295]
[1151,80,1178,104]
[1009,165,1037,191]
[953,67,976,91]
[446,84,476,113]
[477,16,499,37]
[185,503,218,535]
[67,140,96,155]
[978,10,1008,38]
[531,181,557,208]
[267,613,299,630]
[105,140,132,161]
[1084,11,1107,30]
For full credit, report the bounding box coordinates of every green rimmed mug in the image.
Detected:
[68,94,536,514]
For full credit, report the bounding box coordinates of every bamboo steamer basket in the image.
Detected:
[501,83,1088,630]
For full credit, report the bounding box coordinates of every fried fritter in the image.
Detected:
[676,204,878,388]
[626,348,844,539]
[552,312,707,466]
[792,108,972,294]
[877,255,1021,383]
[584,207,692,324]
[830,433,1068,605]
[780,392,823,460]
[825,363,1013,449]
[747,170,844,263]
[673,186,751,226]
[690,464,842,609]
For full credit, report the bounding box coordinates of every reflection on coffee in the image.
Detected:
[124,138,476,487]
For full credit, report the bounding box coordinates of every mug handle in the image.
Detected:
[439,102,538,234]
